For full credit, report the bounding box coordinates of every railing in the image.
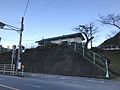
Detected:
[68,42,110,78]
[99,45,120,50]
[0,64,15,75]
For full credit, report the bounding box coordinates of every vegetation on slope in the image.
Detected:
[93,49,120,75]
[0,44,106,78]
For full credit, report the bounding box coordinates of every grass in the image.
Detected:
[92,49,120,76]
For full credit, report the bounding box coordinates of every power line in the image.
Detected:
[1,38,18,42]
[23,0,30,17]
[28,0,55,17]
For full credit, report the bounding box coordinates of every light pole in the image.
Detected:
[0,17,24,73]
[11,45,16,71]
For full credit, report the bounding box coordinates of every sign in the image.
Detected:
[18,62,21,69]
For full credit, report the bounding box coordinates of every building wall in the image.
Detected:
[51,37,82,44]
[99,45,120,50]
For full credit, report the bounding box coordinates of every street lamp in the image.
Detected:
[0,17,24,73]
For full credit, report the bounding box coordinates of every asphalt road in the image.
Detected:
[0,74,119,90]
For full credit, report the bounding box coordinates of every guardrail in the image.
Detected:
[0,64,15,75]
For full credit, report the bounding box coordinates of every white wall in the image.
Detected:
[51,37,82,44]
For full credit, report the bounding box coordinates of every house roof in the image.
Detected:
[36,33,85,43]
[100,32,120,46]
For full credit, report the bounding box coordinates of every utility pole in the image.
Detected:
[0,18,24,74]
[16,17,24,73]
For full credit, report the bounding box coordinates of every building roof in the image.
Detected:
[100,32,120,46]
[36,33,85,43]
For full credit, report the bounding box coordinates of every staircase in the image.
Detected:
[68,42,117,78]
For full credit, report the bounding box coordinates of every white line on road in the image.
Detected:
[0,84,20,90]
[24,84,42,88]
[86,80,104,84]
[60,77,67,80]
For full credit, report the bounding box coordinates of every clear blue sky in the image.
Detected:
[0,0,120,48]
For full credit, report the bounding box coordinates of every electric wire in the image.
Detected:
[0,0,55,47]
[28,0,55,17]
[1,37,40,43]
[23,0,30,17]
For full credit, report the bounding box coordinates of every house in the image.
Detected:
[0,45,10,53]
[36,33,85,46]
[99,32,120,50]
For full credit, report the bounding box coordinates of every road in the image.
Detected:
[0,74,119,90]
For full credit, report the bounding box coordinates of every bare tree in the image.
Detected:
[99,13,120,30]
[106,30,119,39]
[99,13,120,41]
[73,23,97,48]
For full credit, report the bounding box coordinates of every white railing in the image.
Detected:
[0,64,15,75]
[68,42,110,78]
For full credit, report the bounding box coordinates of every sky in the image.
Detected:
[0,0,120,48]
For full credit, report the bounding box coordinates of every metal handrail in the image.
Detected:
[68,42,110,78]
[0,64,15,75]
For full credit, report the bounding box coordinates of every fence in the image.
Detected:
[0,64,15,75]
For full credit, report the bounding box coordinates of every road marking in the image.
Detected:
[24,84,42,88]
[0,84,19,90]
[60,77,67,80]
[45,76,53,78]
[86,80,104,84]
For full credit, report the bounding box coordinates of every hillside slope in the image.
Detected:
[92,49,120,75]
[0,44,106,78]
[96,32,120,75]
